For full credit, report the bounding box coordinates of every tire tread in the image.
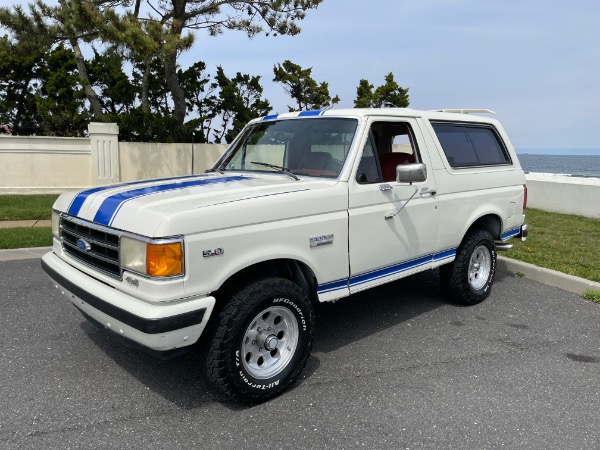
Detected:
[206,277,314,403]
[440,229,496,305]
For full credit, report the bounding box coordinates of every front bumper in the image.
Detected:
[41,252,215,354]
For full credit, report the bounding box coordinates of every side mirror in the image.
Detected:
[396,163,427,183]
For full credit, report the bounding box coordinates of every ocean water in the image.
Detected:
[517,154,600,179]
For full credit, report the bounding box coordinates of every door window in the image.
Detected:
[356,121,421,183]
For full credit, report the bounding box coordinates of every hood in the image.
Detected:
[55,173,338,235]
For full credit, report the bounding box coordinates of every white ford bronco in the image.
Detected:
[42,108,528,402]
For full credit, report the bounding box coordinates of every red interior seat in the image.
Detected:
[379,153,414,181]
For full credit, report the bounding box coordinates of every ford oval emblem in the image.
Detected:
[76,238,92,252]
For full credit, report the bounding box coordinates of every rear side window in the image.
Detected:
[432,122,511,168]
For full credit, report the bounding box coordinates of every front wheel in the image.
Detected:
[206,278,314,403]
[440,229,497,305]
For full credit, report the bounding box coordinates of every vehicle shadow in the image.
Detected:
[313,270,446,353]
[79,269,448,410]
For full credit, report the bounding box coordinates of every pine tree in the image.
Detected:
[273,60,340,111]
[354,73,409,108]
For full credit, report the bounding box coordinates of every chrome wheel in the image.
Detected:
[241,306,299,379]
[468,244,492,290]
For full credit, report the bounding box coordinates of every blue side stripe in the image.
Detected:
[350,254,432,287]
[433,248,457,261]
[501,227,520,241]
[318,248,458,294]
[92,176,248,226]
[66,175,197,217]
[262,114,279,121]
[298,110,325,117]
[317,279,348,294]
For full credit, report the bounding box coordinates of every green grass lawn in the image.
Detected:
[0,195,57,249]
[508,208,600,283]
[0,227,52,249]
[583,290,600,303]
[0,194,58,220]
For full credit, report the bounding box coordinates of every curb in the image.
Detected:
[0,247,52,262]
[497,256,600,295]
[0,219,52,229]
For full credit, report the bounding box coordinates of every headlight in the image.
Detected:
[121,236,147,273]
[52,210,60,239]
[121,236,184,278]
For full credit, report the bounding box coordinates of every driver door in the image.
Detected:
[348,117,439,293]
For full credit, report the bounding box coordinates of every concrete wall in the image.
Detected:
[0,123,228,194]
[89,122,120,186]
[0,135,91,193]
[525,174,600,219]
[119,143,227,182]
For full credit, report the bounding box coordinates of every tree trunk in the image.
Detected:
[162,0,187,141]
[164,48,186,141]
[140,56,153,138]
[70,38,103,120]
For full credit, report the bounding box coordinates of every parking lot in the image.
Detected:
[1,257,599,449]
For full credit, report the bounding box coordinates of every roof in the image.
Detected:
[249,108,500,125]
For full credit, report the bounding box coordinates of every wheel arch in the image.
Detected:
[466,213,503,241]
[212,258,319,307]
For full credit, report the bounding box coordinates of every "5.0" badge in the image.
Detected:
[203,248,224,258]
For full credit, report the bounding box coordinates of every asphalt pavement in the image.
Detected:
[1,258,599,449]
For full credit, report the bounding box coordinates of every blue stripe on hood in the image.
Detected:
[66,175,197,217]
[92,176,249,226]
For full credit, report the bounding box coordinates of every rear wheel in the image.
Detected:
[206,277,314,403]
[440,229,497,305]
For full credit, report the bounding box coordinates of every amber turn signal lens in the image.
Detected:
[146,242,183,277]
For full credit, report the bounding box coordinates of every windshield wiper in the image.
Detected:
[205,167,225,174]
[250,161,300,181]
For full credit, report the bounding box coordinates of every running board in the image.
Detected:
[495,243,513,251]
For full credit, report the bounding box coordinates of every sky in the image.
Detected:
[2,0,599,152]
[179,0,600,153]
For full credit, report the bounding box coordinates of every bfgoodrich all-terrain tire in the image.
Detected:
[206,277,315,403]
[440,229,497,305]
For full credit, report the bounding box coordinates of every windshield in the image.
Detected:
[219,118,358,178]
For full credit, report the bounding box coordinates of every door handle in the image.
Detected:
[420,187,437,197]
[379,183,393,191]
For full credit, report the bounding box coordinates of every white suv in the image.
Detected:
[42,108,528,402]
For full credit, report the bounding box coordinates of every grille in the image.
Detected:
[60,215,121,278]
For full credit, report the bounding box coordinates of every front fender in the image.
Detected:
[182,211,349,299]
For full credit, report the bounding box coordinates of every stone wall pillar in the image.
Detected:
[88,122,120,185]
